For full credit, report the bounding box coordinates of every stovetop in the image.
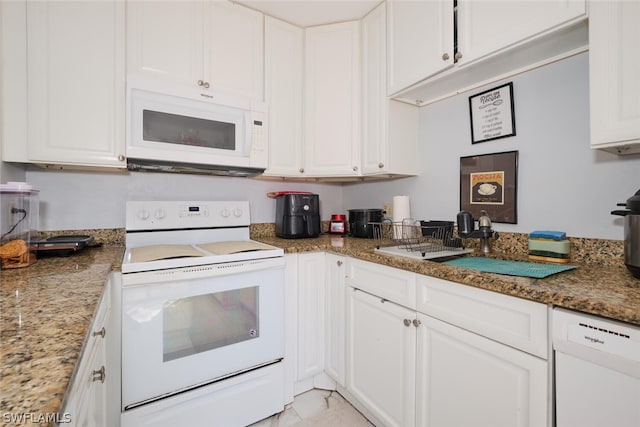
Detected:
[122,201,283,273]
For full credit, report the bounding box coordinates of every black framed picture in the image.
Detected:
[460,150,518,224]
[468,82,516,144]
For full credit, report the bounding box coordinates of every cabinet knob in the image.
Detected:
[92,366,106,383]
[378,162,384,169]
[299,168,305,174]
[203,81,210,89]
[403,319,411,327]
[454,51,463,61]
[352,166,358,172]
[442,52,450,61]
[92,327,106,339]
[412,319,421,327]
[118,154,125,162]
[337,260,343,266]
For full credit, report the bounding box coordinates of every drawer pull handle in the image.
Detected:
[92,366,106,383]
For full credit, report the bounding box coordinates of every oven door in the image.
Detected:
[121,258,284,409]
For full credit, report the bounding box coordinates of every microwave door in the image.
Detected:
[142,110,235,150]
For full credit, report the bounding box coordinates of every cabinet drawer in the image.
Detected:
[347,258,416,309]
[416,275,548,358]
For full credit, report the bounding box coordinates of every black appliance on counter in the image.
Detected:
[611,188,640,279]
[275,194,321,238]
[348,209,384,238]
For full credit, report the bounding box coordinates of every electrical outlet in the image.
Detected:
[383,202,393,218]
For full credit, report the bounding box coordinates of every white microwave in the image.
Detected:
[126,78,268,176]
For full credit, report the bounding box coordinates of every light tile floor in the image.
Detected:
[249,389,373,427]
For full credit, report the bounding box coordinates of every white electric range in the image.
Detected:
[120,200,286,427]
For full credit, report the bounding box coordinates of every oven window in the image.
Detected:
[162,286,258,362]
[142,109,236,150]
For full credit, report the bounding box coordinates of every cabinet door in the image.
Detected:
[346,288,416,427]
[361,3,388,175]
[296,253,326,381]
[457,0,586,66]
[362,4,420,177]
[126,1,203,87]
[325,253,346,387]
[304,22,361,176]
[206,2,264,100]
[26,1,125,167]
[386,0,454,95]
[416,313,548,427]
[263,17,304,177]
[589,1,640,153]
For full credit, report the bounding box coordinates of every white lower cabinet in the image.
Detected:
[347,288,416,427]
[416,313,548,427]
[62,278,112,426]
[296,252,326,382]
[325,253,346,387]
[343,258,549,427]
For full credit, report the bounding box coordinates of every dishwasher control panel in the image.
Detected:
[553,308,640,361]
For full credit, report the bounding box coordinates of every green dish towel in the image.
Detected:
[443,257,576,278]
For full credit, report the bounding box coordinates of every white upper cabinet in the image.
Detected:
[206,2,263,100]
[457,0,587,66]
[361,3,419,177]
[126,2,202,88]
[304,21,361,177]
[386,0,454,96]
[262,17,304,177]
[15,1,126,167]
[589,0,640,155]
[127,1,263,100]
[390,0,588,105]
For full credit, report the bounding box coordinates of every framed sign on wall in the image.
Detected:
[468,82,516,144]
[460,150,518,224]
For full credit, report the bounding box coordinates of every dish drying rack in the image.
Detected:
[371,220,473,259]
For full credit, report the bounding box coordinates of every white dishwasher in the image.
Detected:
[553,308,640,427]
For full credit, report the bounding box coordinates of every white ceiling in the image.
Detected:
[236,0,381,27]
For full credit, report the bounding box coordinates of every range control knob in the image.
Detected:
[154,209,166,220]
[138,209,150,220]
[233,208,243,218]
[221,208,231,218]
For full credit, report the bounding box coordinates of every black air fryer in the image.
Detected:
[276,194,321,238]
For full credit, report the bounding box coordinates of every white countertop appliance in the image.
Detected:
[120,201,285,427]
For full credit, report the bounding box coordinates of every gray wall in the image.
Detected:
[20,52,640,239]
[25,169,344,230]
[343,53,640,240]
